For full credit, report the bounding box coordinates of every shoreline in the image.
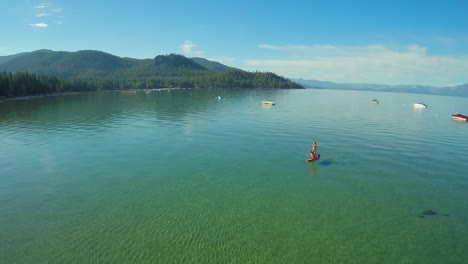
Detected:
[0,87,295,103]
[0,92,85,103]
[0,88,182,103]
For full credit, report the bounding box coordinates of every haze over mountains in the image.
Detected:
[293,79,468,97]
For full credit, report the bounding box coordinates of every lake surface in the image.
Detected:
[1,88,468,263]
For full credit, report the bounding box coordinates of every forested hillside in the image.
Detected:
[0,50,302,97]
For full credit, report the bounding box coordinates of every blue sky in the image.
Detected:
[1,0,468,86]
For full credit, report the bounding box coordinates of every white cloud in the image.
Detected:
[34,3,47,9]
[246,44,468,86]
[258,44,337,52]
[29,2,64,28]
[30,23,48,28]
[35,13,50,17]
[179,40,196,54]
[179,40,205,56]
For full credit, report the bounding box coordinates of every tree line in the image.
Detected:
[0,70,302,98]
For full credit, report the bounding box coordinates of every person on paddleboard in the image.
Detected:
[309,141,317,158]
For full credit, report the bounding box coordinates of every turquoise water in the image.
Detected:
[1,89,468,263]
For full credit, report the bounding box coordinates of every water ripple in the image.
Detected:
[1,89,468,263]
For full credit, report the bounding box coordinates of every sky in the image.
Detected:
[1,0,468,86]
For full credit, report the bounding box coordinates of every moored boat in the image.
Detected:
[413,102,427,109]
[261,101,275,106]
[451,114,467,122]
[371,99,379,104]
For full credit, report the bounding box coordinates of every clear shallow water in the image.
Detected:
[1,89,468,263]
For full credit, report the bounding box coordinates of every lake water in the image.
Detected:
[1,89,468,263]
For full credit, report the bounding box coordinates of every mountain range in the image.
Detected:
[0,49,301,89]
[293,78,468,97]
[1,49,467,96]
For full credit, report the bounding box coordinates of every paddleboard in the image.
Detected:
[306,154,320,162]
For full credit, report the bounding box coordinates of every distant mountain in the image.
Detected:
[2,49,136,78]
[0,49,52,64]
[293,78,468,97]
[0,51,232,78]
[294,79,389,90]
[0,50,303,89]
[440,83,468,97]
[191,57,233,72]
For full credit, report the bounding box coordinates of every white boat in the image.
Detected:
[413,102,427,109]
[371,99,379,104]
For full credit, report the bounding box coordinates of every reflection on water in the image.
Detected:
[308,161,316,177]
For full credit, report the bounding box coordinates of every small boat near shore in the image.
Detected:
[371,99,379,104]
[413,102,428,109]
[451,114,467,122]
[261,101,275,106]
